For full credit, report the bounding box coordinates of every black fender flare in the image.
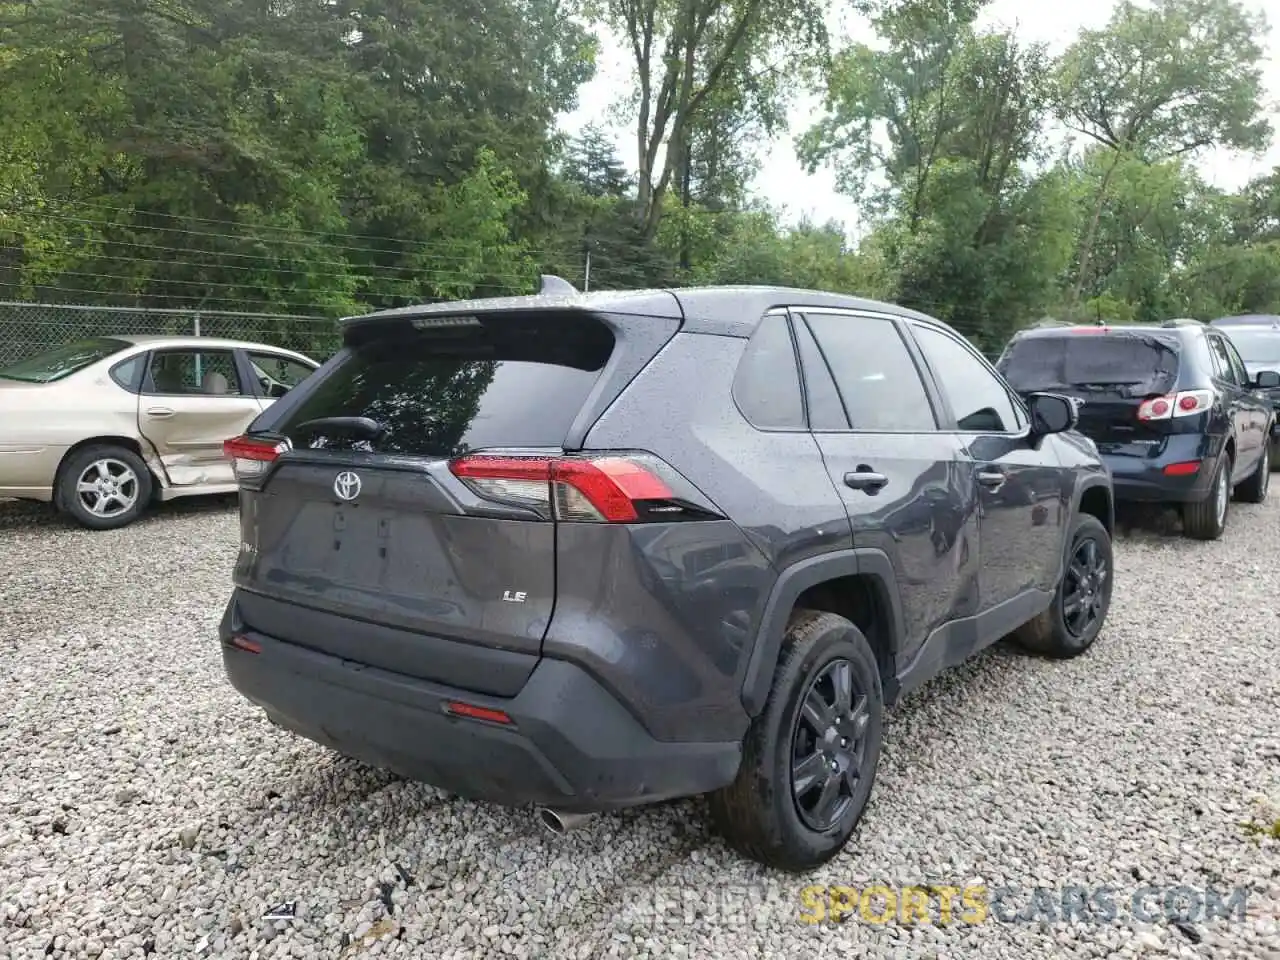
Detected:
[739,548,905,717]
[1071,472,1114,534]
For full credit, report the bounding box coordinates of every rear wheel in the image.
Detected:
[1182,453,1230,540]
[708,610,883,872]
[57,445,153,531]
[1236,442,1270,504]
[1013,514,1113,658]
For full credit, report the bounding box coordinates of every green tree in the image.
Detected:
[1052,0,1273,305]
[601,0,826,237]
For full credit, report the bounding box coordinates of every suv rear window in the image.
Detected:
[274,311,615,457]
[998,332,1180,397]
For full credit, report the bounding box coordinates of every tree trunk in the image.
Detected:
[1070,151,1125,309]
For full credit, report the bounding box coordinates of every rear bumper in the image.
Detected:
[1101,434,1220,504]
[218,597,741,812]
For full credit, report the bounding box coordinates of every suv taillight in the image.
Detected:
[448,453,721,523]
[223,434,291,480]
[1136,389,1214,421]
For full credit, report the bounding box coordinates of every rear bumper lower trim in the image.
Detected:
[218,604,741,812]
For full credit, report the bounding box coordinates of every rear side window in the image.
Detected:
[732,313,804,430]
[273,312,614,457]
[998,332,1180,397]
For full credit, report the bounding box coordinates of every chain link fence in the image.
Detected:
[0,302,344,366]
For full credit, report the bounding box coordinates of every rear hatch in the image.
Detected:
[224,305,679,697]
[997,329,1187,448]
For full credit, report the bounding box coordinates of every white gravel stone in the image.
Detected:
[1,495,1278,959]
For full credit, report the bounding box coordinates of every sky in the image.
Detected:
[557,0,1280,237]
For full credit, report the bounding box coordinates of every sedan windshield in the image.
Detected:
[0,337,132,383]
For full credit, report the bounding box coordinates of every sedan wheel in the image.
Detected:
[57,444,154,531]
[76,458,141,519]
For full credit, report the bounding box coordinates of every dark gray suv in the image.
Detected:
[218,282,1115,872]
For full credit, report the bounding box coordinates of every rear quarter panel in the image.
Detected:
[0,364,142,488]
[551,331,853,742]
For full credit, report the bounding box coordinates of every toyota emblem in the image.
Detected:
[333,471,362,501]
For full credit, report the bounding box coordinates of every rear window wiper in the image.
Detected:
[292,416,387,441]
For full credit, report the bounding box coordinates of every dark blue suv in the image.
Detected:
[218,282,1115,872]
[997,320,1279,540]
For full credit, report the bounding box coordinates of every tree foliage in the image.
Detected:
[0,0,1275,361]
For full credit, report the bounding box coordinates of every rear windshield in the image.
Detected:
[272,312,615,457]
[998,332,1180,397]
[1217,327,1280,366]
[0,337,131,383]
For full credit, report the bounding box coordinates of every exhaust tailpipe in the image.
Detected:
[537,807,594,835]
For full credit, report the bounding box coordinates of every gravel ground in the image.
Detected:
[1,495,1278,960]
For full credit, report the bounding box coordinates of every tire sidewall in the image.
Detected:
[761,620,884,865]
[59,446,153,530]
[1213,454,1231,534]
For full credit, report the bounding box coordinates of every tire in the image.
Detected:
[1235,441,1270,505]
[1182,453,1231,541]
[56,444,153,531]
[1012,514,1113,659]
[708,610,883,873]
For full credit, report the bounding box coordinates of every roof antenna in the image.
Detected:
[538,274,579,296]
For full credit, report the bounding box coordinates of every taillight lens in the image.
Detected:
[223,434,291,480]
[1137,390,1213,421]
[448,452,720,523]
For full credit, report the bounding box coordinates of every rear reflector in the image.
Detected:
[227,634,262,654]
[1163,461,1201,476]
[223,434,291,480]
[444,701,512,725]
[448,452,716,523]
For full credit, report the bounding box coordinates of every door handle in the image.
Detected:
[976,469,1006,488]
[145,406,175,419]
[844,470,888,492]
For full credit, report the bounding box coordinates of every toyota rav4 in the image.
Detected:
[218,281,1115,872]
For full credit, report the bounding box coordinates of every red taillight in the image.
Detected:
[444,701,512,725]
[1138,390,1213,421]
[449,454,681,523]
[1164,461,1201,476]
[223,434,290,480]
[1139,397,1172,419]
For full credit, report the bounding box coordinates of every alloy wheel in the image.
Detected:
[1062,536,1108,638]
[75,458,140,519]
[790,658,870,831]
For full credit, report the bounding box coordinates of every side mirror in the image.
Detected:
[1028,392,1078,436]
[1252,370,1280,389]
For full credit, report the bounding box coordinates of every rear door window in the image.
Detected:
[273,312,614,457]
[145,349,244,396]
[801,311,938,432]
[998,333,1180,398]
